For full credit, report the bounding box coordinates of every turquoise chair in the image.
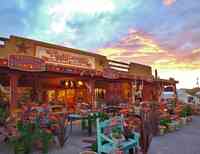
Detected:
[96,116,139,154]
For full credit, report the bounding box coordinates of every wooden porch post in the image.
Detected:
[89,80,95,109]
[129,81,133,106]
[9,74,19,110]
[33,76,40,102]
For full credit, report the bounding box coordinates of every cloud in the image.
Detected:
[97,28,200,71]
[97,29,169,62]
[192,48,200,54]
[163,0,176,6]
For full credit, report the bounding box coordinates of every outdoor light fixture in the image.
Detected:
[78,80,83,86]
[65,81,69,87]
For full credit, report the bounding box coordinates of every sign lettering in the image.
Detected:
[36,46,95,69]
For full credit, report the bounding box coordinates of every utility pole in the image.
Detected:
[196,77,199,88]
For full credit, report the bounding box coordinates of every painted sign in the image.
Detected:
[9,55,46,72]
[36,46,95,69]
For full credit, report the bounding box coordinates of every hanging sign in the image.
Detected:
[36,46,95,69]
[8,55,46,72]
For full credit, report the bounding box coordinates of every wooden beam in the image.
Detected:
[108,60,129,66]
[9,74,19,110]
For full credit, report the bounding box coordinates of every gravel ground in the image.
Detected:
[148,116,200,154]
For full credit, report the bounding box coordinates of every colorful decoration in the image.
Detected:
[0,59,8,67]
[9,55,45,72]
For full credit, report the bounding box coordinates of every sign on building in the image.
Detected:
[36,46,95,69]
[9,55,46,72]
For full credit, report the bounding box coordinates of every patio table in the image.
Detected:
[67,113,94,136]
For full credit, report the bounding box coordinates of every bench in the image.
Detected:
[97,116,139,154]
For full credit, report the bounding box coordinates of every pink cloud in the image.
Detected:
[163,0,176,6]
[97,29,200,70]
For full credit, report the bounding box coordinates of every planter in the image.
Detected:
[180,117,187,125]
[167,123,176,132]
[175,120,181,130]
[14,143,30,154]
[187,116,192,123]
[158,125,166,136]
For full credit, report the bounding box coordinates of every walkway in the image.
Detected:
[148,116,200,154]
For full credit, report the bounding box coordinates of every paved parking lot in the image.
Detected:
[148,116,200,154]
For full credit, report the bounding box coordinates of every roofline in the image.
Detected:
[9,35,107,59]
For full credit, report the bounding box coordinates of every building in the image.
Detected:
[0,35,177,111]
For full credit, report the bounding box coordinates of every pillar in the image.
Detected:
[88,80,95,109]
[129,81,133,106]
[9,74,19,110]
[32,76,40,102]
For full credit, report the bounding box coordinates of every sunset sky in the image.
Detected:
[1,0,200,88]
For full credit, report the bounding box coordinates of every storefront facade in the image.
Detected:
[0,35,170,112]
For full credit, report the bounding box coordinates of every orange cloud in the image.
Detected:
[97,29,200,71]
[163,0,176,6]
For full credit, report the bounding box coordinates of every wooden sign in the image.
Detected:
[36,46,95,69]
[9,55,45,72]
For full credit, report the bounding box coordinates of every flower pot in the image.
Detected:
[175,120,181,130]
[14,143,30,154]
[187,116,192,123]
[181,117,187,125]
[158,125,166,136]
[167,123,176,132]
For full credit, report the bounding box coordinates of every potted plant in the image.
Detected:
[10,121,34,154]
[174,119,181,130]
[180,109,187,125]
[111,127,125,144]
[167,121,176,132]
[10,110,53,154]
[185,105,192,122]
[158,125,166,135]
[159,119,172,133]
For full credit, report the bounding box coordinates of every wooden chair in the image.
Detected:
[96,116,139,154]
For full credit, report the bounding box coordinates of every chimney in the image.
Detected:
[155,69,158,79]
